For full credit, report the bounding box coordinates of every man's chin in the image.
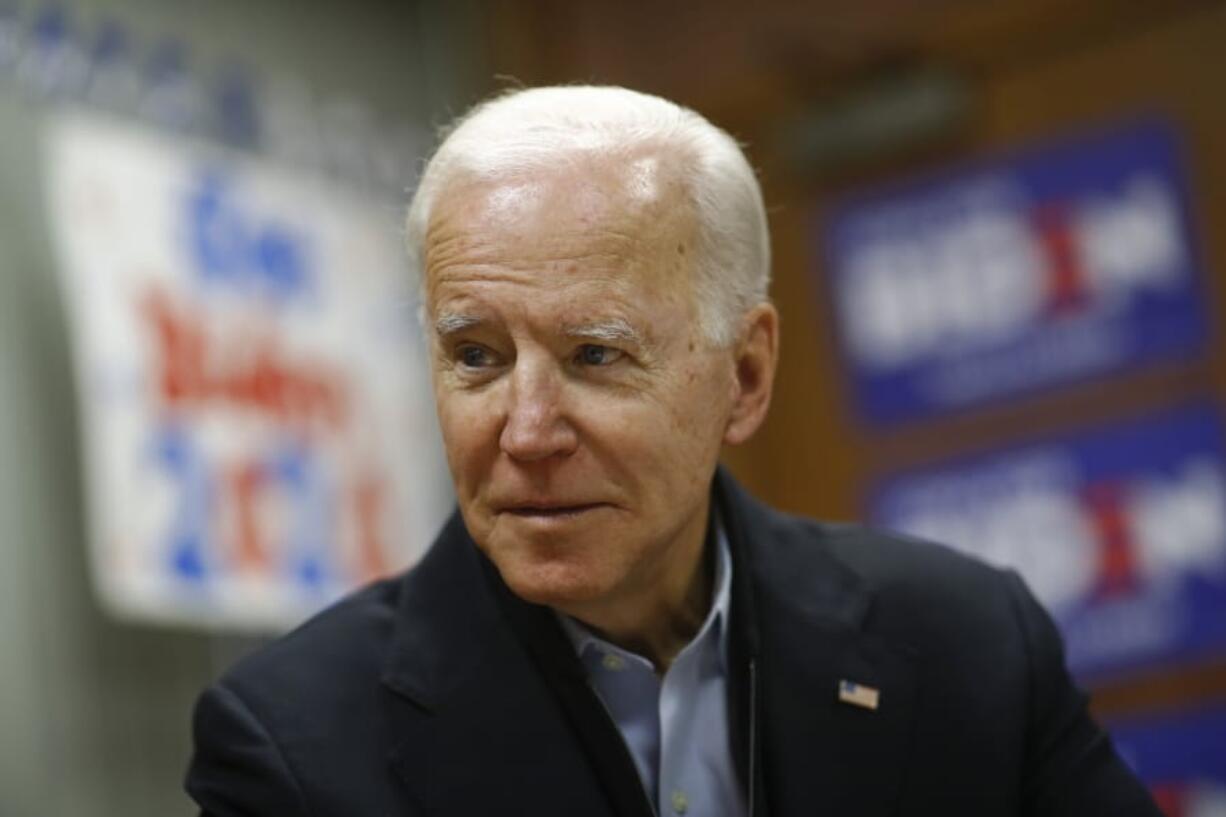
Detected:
[495,560,612,610]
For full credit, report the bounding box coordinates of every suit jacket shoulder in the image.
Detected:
[728,477,1022,650]
[722,479,1158,817]
[220,574,403,711]
[186,513,628,817]
[187,574,411,817]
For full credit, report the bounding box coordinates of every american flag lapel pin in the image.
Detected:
[838,679,880,711]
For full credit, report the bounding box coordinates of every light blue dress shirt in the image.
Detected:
[559,526,746,817]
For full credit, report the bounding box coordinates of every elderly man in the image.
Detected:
[186,86,1159,817]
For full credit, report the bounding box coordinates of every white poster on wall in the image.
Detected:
[44,110,452,631]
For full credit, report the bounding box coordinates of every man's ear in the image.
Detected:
[724,302,779,446]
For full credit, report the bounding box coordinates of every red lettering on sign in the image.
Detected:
[1036,205,1087,315]
[1148,783,1186,817]
[354,473,387,581]
[141,287,348,431]
[229,461,269,572]
[1084,482,1139,599]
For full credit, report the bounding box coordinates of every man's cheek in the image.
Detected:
[441,396,496,444]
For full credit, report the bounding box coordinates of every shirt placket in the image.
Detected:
[658,631,706,816]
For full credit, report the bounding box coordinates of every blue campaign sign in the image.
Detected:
[823,118,1210,426]
[1109,705,1226,814]
[869,403,1226,679]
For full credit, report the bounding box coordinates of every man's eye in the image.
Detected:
[457,345,494,368]
[575,345,624,366]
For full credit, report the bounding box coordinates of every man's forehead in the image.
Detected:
[430,150,689,241]
[422,150,699,327]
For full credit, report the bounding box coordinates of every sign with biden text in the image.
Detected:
[869,403,1226,679]
[824,119,1209,425]
[45,111,451,630]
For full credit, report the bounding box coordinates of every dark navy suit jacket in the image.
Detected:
[186,469,1160,816]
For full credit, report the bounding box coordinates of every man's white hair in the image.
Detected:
[405,85,771,347]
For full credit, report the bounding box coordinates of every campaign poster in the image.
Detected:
[45,110,452,631]
[823,119,1209,426]
[869,403,1226,679]
[1110,705,1226,816]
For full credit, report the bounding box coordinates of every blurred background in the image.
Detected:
[2,0,1225,814]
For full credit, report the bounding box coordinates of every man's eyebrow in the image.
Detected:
[434,313,483,337]
[561,318,644,346]
[433,313,645,346]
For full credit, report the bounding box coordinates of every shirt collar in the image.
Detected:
[558,518,734,673]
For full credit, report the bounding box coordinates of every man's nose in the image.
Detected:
[499,360,578,462]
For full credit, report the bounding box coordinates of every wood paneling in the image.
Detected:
[480,0,1226,717]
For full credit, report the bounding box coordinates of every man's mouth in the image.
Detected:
[502,503,606,518]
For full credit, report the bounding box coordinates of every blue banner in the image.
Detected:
[869,403,1226,679]
[823,119,1209,425]
[1110,705,1226,815]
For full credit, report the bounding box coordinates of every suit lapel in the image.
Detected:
[718,472,920,817]
[756,598,919,817]
[379,513,638,817]
[382,475,921,817]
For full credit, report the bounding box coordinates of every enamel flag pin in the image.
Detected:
[838,679,880,711]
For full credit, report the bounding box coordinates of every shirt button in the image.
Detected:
[670,790,689,814]
[601,652,625,671]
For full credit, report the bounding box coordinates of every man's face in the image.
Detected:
[423,153,738,613]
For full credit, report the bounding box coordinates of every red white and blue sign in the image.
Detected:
[869,403,1226,679]
[45,111,452,631]
[1109,705,1226,816]
[823,119,1210,426]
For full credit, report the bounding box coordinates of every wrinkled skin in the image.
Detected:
[423,150,777,658]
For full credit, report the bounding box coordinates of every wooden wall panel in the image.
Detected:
[484,0,1226,519]
[481,0,1226,717]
